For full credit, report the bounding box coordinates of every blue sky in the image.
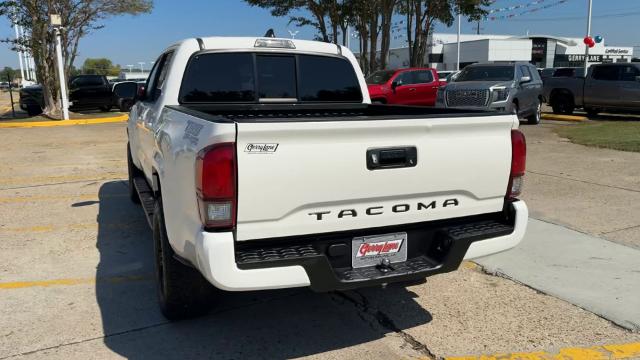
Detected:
[1,0,639,70]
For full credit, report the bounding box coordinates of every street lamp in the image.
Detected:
[126,64,134,72]
[138,62,145,72]
[50,14,69,120]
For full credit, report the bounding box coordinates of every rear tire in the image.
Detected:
[585,107,599,117]
[551,94,574,115]
[119,99,134,112]
[153,198,216,320]
[527,99,541,125]
[127,143,141,204]
[26,105,42,116]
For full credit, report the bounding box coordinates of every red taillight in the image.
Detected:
[507,129,526,199]
[195,143,236,229]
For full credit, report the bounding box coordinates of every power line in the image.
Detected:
[498,9,640,22]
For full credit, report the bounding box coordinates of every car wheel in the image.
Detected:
[99,105,112,112]
[527,99,541,125]
[551,94,574,115]
[127,143,141,204]
[119,99,134,112]
[153,198,216,320]
[585,107,599,118]
[26,105,42,117]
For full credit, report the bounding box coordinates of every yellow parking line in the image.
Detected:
[541,113,587,122]
[0,193,126,203]
[446,342,640,360]
[0,274,150,290]
[0,114,128,128]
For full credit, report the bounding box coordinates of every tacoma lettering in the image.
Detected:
[308,199,459,220]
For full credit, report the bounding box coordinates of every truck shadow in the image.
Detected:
[95,181,432,359]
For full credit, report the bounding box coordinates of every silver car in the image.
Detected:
[437,62,544,124]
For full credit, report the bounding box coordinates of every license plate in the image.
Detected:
[351,232,407,269]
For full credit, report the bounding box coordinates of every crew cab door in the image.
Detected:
[618,65,640,109]
[584,65,620,108]
[235,115,515,241]
[134,51,174,178]
[390,71,419,105]
[411,70,439,106]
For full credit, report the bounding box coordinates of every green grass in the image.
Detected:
[555,121,640,153]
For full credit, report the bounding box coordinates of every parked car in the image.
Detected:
[127,36,528,320]
[437,62,544,124]
[437,71,456,83]
[19,85,44,116]
[544,63,640,115]
[19,75,113,116]
[366,67,441,106]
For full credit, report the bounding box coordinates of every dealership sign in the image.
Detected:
[555,54,603,62]
[605,48,631,55]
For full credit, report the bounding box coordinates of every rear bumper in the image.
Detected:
[194,201,528,292]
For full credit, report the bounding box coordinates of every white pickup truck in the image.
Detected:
[127,36,529,320]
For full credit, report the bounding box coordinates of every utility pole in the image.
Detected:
[476,20,480,35]
[51,14,69,120]
[456,13,461,71]
[584,0,593,74]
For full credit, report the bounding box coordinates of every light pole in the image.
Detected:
[13,22,26,85]
[456,13,461,71]
[583,0,593,74]
[126,65,134,73]
[288,29,299,39]
[138,62,145,72]
[50,14,69,120]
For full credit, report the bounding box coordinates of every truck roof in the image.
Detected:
[178,36,344,56]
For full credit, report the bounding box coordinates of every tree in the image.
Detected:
[0,0,152,118]
[399,0,490,67]
[82,57,120,76]
[245,0,351,45]
[0,66,20,82]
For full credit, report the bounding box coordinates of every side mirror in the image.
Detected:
[391,80,402,92]
[113,81,139,100]
[635,76,640,83]
[520,76,531,83]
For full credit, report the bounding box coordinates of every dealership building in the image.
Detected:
[385,33,634,70]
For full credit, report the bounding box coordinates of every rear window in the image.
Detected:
[179,52,362,103]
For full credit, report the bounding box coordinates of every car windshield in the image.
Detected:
[366,70,395,85]
[455,66,515,82]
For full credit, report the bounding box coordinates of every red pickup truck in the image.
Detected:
[366,68,443,106]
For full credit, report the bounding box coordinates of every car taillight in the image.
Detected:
[195,143,236,229]
[507,129,526,200]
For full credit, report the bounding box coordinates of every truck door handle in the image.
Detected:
[367,147,417,170]
[409,88,416,91]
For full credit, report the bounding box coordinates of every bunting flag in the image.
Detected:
[488,0,569,20]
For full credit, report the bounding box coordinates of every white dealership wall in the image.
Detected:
[379,33,634,71]
[442,39,532,70]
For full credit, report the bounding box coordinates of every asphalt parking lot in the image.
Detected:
[1,121,639,359]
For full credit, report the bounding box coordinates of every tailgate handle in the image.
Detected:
[367,147,417,170]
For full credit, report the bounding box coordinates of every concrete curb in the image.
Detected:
[541,113,587,122]
[0,113,128,128]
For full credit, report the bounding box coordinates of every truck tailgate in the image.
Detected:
[235,114,515,241]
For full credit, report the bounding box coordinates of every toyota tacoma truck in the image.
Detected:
[127,36,529,320]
